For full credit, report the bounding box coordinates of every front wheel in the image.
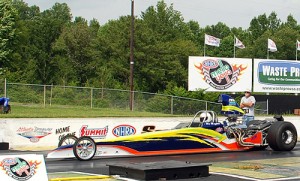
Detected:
[73,136,96,161]
[58,135,78,147]
[267,122,297,151]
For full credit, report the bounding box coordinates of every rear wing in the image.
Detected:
[218,94,244,117]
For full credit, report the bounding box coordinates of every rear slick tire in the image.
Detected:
[267,122,297,151]
[73,136,96,161]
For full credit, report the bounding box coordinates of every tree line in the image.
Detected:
[1,0,300,101]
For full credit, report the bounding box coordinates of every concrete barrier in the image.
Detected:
[0,117,190,150]
[0,116,299,151]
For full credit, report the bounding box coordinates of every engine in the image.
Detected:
[226,116,283,147]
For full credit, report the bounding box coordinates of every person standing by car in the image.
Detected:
[240,89,256,125]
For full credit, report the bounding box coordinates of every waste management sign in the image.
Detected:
[188,56,252,92]
[254,59,300,93]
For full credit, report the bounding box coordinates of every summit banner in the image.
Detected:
[254,59,300,93]
[188,57,252,92]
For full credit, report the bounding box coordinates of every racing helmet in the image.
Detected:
[199,112,212,122]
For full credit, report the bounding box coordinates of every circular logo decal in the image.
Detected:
[0,157,40,181]
[197,59,246,90]
[112,125,136,137]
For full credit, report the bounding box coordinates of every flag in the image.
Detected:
[297,40,300,51]
[234,37,245,49]
[268,39,277,52]
[205,34,220,47]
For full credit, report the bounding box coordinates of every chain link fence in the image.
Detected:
[1,81,222,115]
[255,100,268,115]
[0,79,4,97]
[1,80,268,115]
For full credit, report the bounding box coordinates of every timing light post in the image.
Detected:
[129,0,135,111]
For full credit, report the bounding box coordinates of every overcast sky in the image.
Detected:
[23,0,300,28]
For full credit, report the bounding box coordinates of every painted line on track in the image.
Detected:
[50,176,110,181]
[212,172,300,181]
[49,171,110,181]
[68,171,105,176]
[264,177,300,181]
[67,172,140,181]
[212,172,258,181]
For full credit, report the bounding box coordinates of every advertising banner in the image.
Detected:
[0,154,48,181]
[253,59,300,93]
[0,118,184,150]
[188,57,252,92]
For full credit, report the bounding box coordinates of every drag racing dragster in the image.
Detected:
[47,94,297,161]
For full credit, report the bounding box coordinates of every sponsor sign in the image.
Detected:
[0,154,48,181]
[55,126,76,141]
[80,125,108,139]
[189,57,252,92]
[2,118,183,150]
[112,125,136,137]
[55,126,70,134]
[254,59,300,93]
[17,127,52,143]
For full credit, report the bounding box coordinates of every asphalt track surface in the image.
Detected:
[2,143,300,181]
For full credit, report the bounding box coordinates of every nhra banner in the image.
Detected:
[188,57,252,92]
[254,59,300,93]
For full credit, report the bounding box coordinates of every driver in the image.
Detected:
[200,112,212,123]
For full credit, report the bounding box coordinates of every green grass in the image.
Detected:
[0,103,177,118]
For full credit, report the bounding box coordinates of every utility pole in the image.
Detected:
[129,0,135,111]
